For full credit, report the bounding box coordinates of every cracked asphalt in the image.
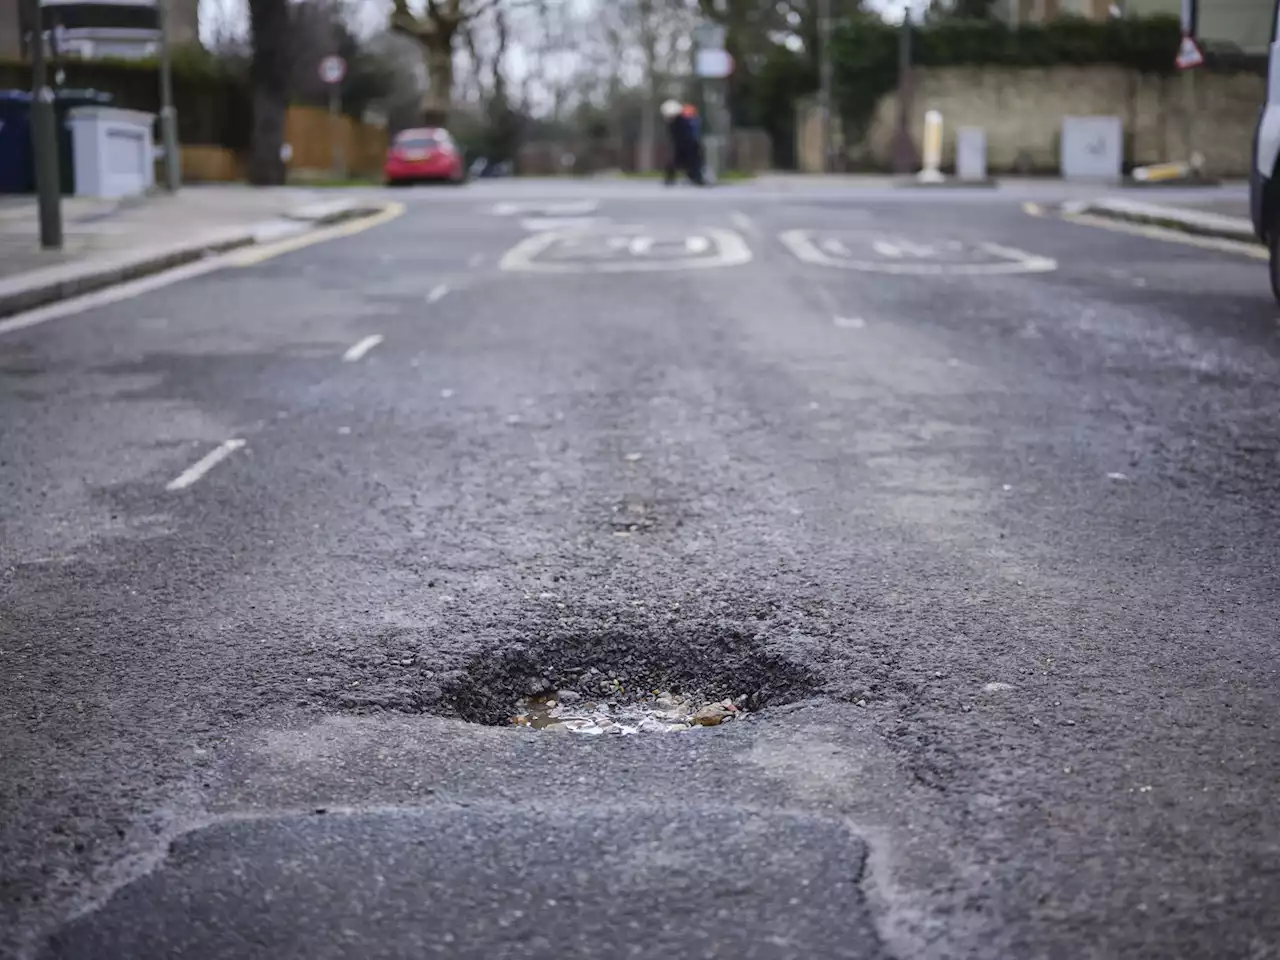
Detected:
[2,180,1279,960]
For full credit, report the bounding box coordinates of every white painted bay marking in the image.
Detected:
[427,285,449,303]
[779,230,1057,275]
[343,334,384,362]
[166,439,246,491]
[685,236,710,254]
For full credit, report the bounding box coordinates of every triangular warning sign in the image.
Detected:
[1176,34,1204,70]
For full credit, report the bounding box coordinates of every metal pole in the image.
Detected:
[26,0,63,250]
[818,0,833,173]
[157,0,181,192]
[329,86,344,179]
[891,7,917,174]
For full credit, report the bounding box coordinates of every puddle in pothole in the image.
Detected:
[513,673,747,735]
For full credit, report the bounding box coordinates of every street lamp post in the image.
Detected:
[25,0,63,250]
[819,0,833,173]
[157,0,181,192]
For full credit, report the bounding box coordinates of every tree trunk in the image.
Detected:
[247,0,290,185]
[421,36,456,126]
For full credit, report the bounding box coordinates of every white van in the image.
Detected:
[1251,47,1280,302]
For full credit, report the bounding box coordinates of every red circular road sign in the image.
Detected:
[318,55,347,85]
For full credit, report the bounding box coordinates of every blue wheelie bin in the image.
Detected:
[0,91,35,194]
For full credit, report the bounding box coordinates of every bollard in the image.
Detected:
[918,109,944,183]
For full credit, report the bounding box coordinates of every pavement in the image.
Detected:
[3,178,1280,960]
[0,187,386,318]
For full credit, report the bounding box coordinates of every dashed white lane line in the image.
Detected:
[427,285,450,303]
[166,439,246,491]
[342,334,384,362]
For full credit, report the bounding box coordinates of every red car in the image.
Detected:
[384,128,466,186]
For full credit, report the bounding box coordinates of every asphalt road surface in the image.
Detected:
[3,180,1279,960]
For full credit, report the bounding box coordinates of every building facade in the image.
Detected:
[0,0,199,63]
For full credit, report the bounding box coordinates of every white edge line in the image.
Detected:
[1060,212,1268,260]
[0,203,405,336]
[165,439,246,491]
[0,256,228,336]
[342,334,384,362]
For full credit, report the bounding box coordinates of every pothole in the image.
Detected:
[514,681,746,735]
[443,625,818,730]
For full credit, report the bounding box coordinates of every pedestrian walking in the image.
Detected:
[661,99,705,187]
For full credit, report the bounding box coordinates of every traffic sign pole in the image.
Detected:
[157,0,181,192]
[319,56,348,181]
[25,0,62,251]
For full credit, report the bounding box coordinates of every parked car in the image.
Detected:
[384,128,466,186]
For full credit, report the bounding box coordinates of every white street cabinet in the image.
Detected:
[65,106,156,198]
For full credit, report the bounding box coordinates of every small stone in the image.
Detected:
[982,681,1013,693]
[855,698,867,707]
[400,658,414,666]
[527,677,552,695]
[692,702,735,727]
[557,690,582,703]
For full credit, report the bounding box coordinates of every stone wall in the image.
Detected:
[799,64,1265,176]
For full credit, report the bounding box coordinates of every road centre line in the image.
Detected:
[166,439,246,491]
[342,334,384,362]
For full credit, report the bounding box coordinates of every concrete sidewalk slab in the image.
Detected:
[1075,196,1256,244]
[0,188,385,319]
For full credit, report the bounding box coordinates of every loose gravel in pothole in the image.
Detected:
[513,676,747,735]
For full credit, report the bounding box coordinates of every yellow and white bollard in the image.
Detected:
[918,109,945,183]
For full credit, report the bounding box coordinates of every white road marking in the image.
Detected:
[685,236,710,254]
[427,285,449,303]
[628,236,654,255]
[780,230,1057,275]
[342,334,384,362]
[520,216,606,232]
[1023,202,1043,217]
[730,211,759,236]
[166,439,246,491]
[834,316,866,329]
[500,228,752,274]
[872,240,903,258]
[821,238,851,256]
[494,201,599,217]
